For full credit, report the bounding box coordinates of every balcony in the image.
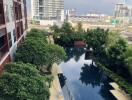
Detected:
[0,0,5,25]
[0,35,9,60]
[16,21,23,40]
[14,2,22,20]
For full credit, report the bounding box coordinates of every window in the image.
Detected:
[8,32,12,48]
[0,3,3,14]
[0,36,4,48]
[0,0,5,25]
[39,7,43,13]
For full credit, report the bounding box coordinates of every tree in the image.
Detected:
[76,22,84,33]
[125,46,132,79]
[56,32,86,46]
[107,38,128,69]
[46,44,67,70]
[50,24,60,34]
[27,28,48,43]
[15,38,48,68]
[61,22,75,34]
[125,57,132,79]
[15,30,66,70]
[86,28,109,57]
[50,24,60,39]
[0,63,50,100]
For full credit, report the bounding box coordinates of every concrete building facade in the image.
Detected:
[0,0,28,72]
[31,0,64,26]
[115,0,132,25]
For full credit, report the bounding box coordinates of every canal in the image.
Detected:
[59,47,116,100]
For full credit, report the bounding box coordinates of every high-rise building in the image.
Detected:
[0,0,28,72]
[31,0,64,25]
[115,0,132,17]
[114,0,132,25]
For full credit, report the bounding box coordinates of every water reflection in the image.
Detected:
[60,47,116,100]
[79,64,116,100]
[80,64,107,87]
[64,47,86,62]
[59,74,67,88]
[99,81,116,100]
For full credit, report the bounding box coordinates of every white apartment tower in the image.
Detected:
[31,0,64,25]
[115,0,132,17]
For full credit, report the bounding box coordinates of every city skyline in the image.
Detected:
[64,0,132,15]
[27,0,132,16]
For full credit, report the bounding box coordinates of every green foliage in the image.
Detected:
[61,22,75,34]
[76,22,84,33]
[27,28,48,43]
[50,25,60,39]
[0,63,50,100]
[86,28,109,56]
[4,62,39,77]
[85,28,132,94]
[107,38,128,67]
[96,62,132,95]
[56,33,86,46]
[125,47,132,78]
[126,57,132,77]
[15,38,48,67]
[15,29,66,71]
[50,24,60,34]
[46,44,67,69]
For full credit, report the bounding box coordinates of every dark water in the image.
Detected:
[59,47,116,100]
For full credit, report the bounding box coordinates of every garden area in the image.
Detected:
[0,28,66,100]
[51,22,132,96]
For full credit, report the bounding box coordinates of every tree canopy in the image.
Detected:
[15,28,66,71]
[15,38,48,67]
[0,63,50,100]
[46,44,67,66]
[85,28,132,94]
[61,22,75,34]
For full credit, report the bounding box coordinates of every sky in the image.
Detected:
[27,0,132,16]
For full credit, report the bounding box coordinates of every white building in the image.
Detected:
[31,0,64,26]
[115,0,132,24]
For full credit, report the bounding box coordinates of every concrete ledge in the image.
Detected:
[110,90,130,100]
[52,63,63,75]
[109,82,131,100]
[109,82,120,90]
[49,63,64,100]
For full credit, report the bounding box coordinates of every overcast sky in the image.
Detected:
[27,0,132,15]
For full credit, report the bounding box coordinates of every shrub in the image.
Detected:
[15,38,48,68]
[0,63,50,100]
